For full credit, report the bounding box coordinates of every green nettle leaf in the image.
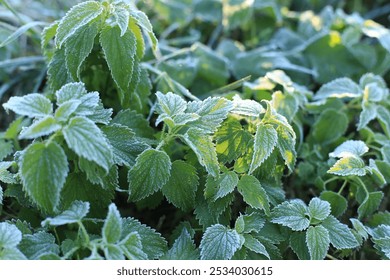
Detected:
[328,157,367,176]
[18,232,60,260]
[235,212,266,234]
[121,217,168,259]
[54,100,82,122]
[161,160,199,211]
[306,225,330,260]
[63,116,113,171]
[290,232,310,260]
[249,124,278,174]
[312,109,348,144]
[320,191,348,217]
[187,97,234,133]
[0,222,22,248]
[243,234,270,259]
[55,1,103,47]
[231,95,265,117]
[329,140,369,158]
[321,216,359,249]
[3,93,53,118]
[102,124,149,166]
[358,102,377,130]
[119,232,147,260]
[19,116,61,139]
[0,248,27,260]
[103,204,123,244]
[103,244,124,260]
[200,224,241,260]
[48,48,72,91]
[100,25,136,99]
[314,77,361,100]
[213,171,239,200]
[308,198,331,222]
[65,19,100,80]
[271,200,310,231]
[128,149,172,201]
[156,91,187,118]
[42,201,90,226]
[55,82,87,104]
[113,4,130,37]
[237,175,270,215]
[0,140,13,161]
[182,128,219,177]
[20,142,69,212]
[161,229,199,260]
[358,192,384,219]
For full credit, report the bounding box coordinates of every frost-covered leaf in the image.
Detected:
[161,229,199,260]
[358,192,384,219]
[328,157,367,176]
[320,191,348,217]
[42,201,89,226]
[0,222,22,248]
[213,170,238,200]
[237,175,270,215]
[156,91,187,118]
[56,1,103,47]
[128,149,171,201]
[161,160,198,211]
[100,25,136,99]
[243,234,269,259]
[312,109,348,144]
[187,97,233,133]
[276,126,296,172]
[231,95,264,116]
[249,124,278,174]
[308,198,331,222]
[306,225,330,260]
[103,244,124,260]
[54,100,81,122]
[0,248,26,260]
[119,232,147,260]
[200,224,241,260]
[314,77,361,100]
[19,116,61,139]
[235,212,265,234]
[65,20,100,80]
[55,82,87,104]
[102,124,149,166]
[3,94,52,118]
[329,140,369,158]
[182,128,219,177]
[63,116,113,171]
[321,215,359,249]
[18,232,59,260]
[290,232,310,260]
[20,142,68,212]
[113,4,130,36]
[358,102,377,130]
[121,217,167,259]
[271,200,310,231]
[0,140,13,161]
[103,204,122,244]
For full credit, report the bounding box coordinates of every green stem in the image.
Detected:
[338,180,348,195]
[77,221,90,246]
[326,254,338,260]
[323,176,339,186]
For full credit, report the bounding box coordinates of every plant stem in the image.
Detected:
[338,180,348,195]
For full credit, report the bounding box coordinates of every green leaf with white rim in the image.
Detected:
[41,201,90,227]
[200,224,241,260]
[249,123,278,174]
[235,212,266,234]
[237,175,270,215]
[161,160,199,211]
[65,19,100,80]
[358,192,384,219]
[329,140,369,158]
[328,157,367,176]
[100,25,136,100]
[128,149,172,201]
[243,234,270,259]
[358,102,378,130]
[3,94,52,118]
[306,225,330,260]
[320,191,348,217]
[121,217,168,259]
[18,232,60,260]
[290,232,310,260]
[63,116,113,171]
[276,126,296,172]
[0,222,22,249]
[103,244,124,260]
[308,198,331,222]
[187,97,234,133]
[20,142,69,213]
[54,100,81,122]
[231,95,264,117]
[321,215,359,249]
[119,232,147,260]
[0,248,27,260]
[312,109,348,144]
[161,228,199,260]
[55,82,87,104]
[213,170,239,200]
[271,199,310,231]
[102,124,149,167]
[113,3,130,37]
[55,1,103,47]
[314,77,361,100]
[103,204,123,244]
[19,116,61,140]
[182,128,219,177]
[155,91,187,126]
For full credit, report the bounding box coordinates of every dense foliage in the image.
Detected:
[1,0,390,260]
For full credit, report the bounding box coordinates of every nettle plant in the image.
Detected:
[0,0,390,260]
